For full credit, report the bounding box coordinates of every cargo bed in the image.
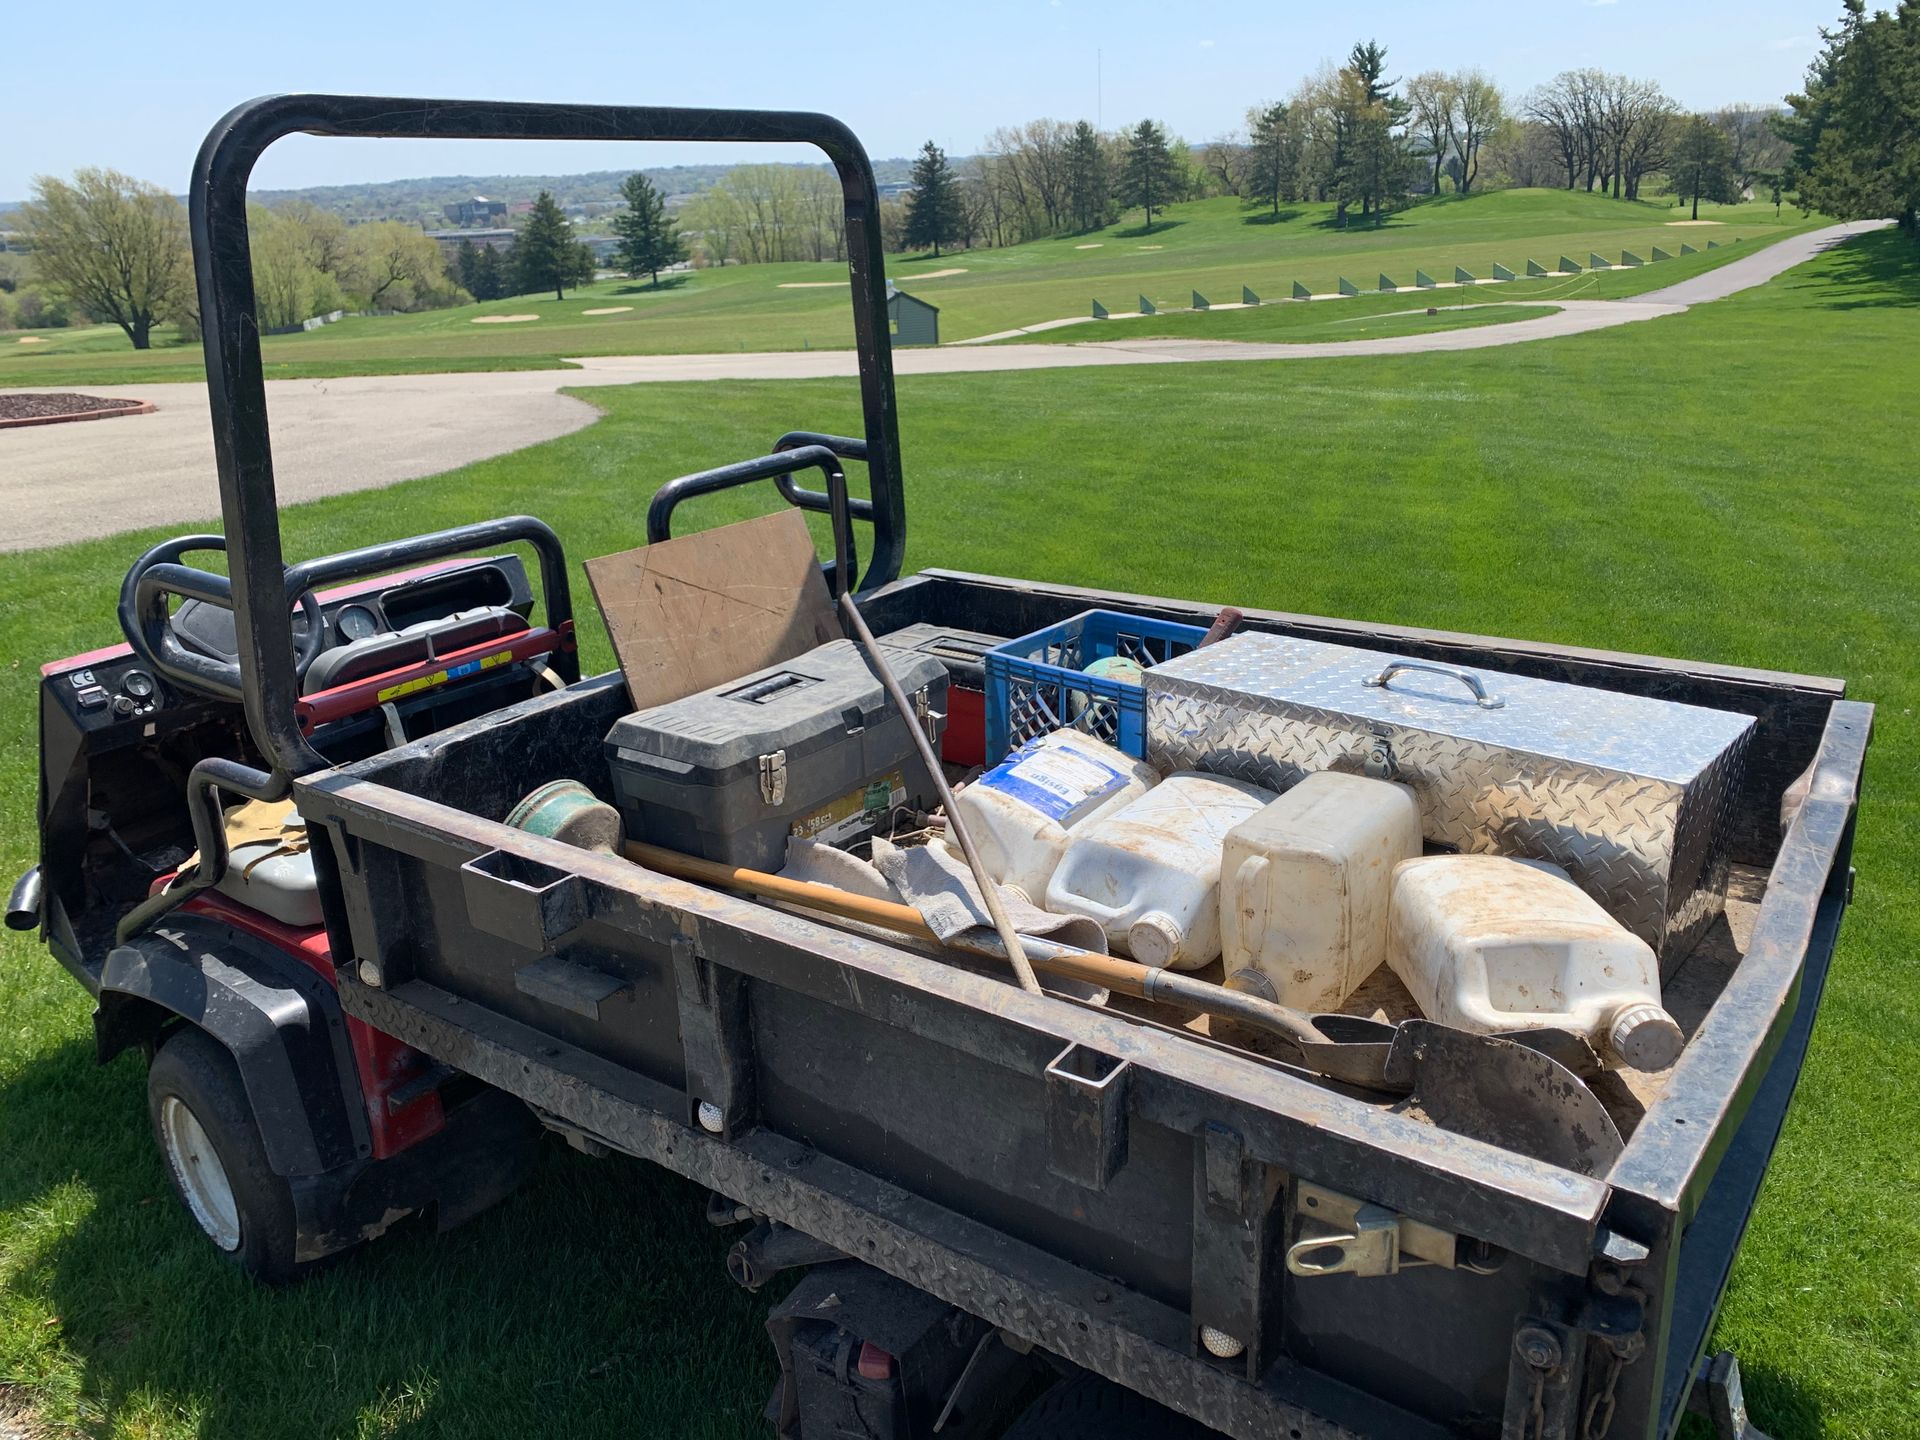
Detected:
[298,569,1869,1440]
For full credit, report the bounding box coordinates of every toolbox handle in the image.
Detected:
[1363,661,1506,710]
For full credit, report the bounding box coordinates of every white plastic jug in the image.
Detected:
[1046,772,1277,970]
[1220,772,1422,1012]
[952,731,1158,903]
[1387,855,1685,1072]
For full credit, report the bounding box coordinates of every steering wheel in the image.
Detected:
[117,535,326,704]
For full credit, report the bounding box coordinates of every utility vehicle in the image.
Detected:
[7,96,1868,1440]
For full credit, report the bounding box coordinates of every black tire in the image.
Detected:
[147,1026,314,1285]
[1002,1372,1216,1440]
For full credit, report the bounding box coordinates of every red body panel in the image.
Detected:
[179,890,445,1159]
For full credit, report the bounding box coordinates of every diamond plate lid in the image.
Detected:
[1146,634,1754,784]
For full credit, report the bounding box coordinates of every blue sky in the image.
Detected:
[5,0,1840,199]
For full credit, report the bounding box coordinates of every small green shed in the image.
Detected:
[887,282,940,346]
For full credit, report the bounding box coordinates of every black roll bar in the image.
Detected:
[190,95,906,778]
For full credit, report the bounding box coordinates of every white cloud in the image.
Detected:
[1769,34,1811,52]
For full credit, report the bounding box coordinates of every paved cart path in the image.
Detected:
[1,221,1883,551]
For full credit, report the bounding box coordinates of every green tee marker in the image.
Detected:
[1191,290,1209,311]
[1527,259,1549,277]
[1416,270,1436,288]
[1455,266,1475,284]
[1292,280,1311,300]
[1242,286,1260,306]
[1590,252,1610,269]
[1680,243,1698,255]
[1139,294,1155,314]
[1493,262,1516,281]
[1338,277,1359,296]
[1092,299,1108,319]
[1379,274,1396,292]
[1560,256,1582,273]
[1621,251,1644,266]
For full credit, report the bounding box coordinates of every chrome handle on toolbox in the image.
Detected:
[1363,660,1505,710]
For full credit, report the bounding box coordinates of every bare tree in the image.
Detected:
[18,167,191,350]
[1713,105,1792,197]
[1450,72,1505,194]
[1201,130,1248,196]
[1482,119,1562,188]
[1524,78,1585,188]
[1406,72,1458,195]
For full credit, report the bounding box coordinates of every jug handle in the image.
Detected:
[1362,661,1505,710]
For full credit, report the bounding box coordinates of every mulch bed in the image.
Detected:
[0,392,156,429]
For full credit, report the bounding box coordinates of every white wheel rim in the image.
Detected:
[159,1095,242,1251]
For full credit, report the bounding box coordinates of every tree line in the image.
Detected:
[867,42,1816,257]
[5,168,689,348]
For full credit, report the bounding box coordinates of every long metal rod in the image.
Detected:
[621,840,1328,1049]
[837,593,1044,995]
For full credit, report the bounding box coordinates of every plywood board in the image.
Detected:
[585,510,840,711]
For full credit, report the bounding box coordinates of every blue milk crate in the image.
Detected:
[984,610,1208,762]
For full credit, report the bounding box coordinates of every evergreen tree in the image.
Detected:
[1064,121,1110,232]
[455,240,482,296]
[904,141,961,256]
[614,172,687,286]
[1669,116,1736,220]
[1780,0,1920,238]
[1121,119,1179,232]
[511,191,582,300]
[1246,102,1298,216]
[470,245,503,302]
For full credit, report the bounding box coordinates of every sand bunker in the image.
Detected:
[903,267,967,279]
[1136,245,1164,251]
[16,336,46,344]
[1666,220,1725,226]
[472,313,540,324]
[778,281,842,288]
[1075,243,1104,250]
[582,306,633,315]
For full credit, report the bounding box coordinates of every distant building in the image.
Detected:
[583,235,621,264]
[444,196,507,227]
[878,181,917,199]
[425,227,517,260]
[886,283,938,346]
[0,231,27,253]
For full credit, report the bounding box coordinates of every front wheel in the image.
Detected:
[147,1026,318,1285]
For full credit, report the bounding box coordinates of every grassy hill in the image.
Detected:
[0,189,1820,387]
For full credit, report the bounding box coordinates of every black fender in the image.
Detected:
[96,913,370,1177]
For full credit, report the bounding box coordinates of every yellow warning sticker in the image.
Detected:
[374,649,514,704]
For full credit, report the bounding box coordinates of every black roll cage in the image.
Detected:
[189,94,908,779]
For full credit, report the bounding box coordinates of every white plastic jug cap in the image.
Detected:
[1608,1003,1685,1073]
[1127,911,1184,970]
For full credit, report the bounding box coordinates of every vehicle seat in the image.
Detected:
[207,798,323,928]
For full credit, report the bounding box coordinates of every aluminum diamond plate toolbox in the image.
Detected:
[1145,633,1755,965]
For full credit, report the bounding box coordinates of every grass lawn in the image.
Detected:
[0,191,1818,388]
[1,226,1916,1439]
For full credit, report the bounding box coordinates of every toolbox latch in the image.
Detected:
[758,750,787,806]
[1286,1182,1460,1278]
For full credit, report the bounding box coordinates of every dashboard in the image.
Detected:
[44,556,536,736]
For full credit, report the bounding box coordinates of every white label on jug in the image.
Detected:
[978,743,1129,822]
